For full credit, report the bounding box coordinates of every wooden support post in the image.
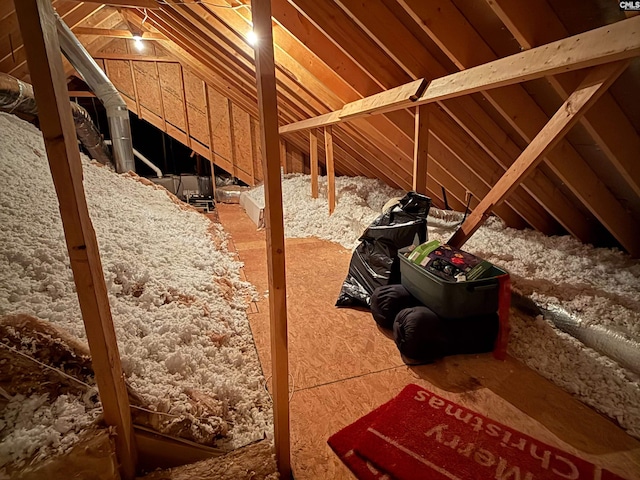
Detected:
[14,1,137,478]
[412,104,429,195]
[250,0,291,477]
[154,60,167,131]
[129,60,141,117]
[324,125,336,215]
[448,61,629,250]
[310,129,319,198]
[179,65,192,148]
[279,138,287,173]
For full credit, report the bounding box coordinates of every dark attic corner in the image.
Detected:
[0,0,639,479]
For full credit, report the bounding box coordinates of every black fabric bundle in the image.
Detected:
[371,284,499,364]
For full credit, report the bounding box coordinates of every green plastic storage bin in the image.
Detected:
[398,249,508,319]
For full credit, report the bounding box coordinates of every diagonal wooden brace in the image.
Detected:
[447,60,632,251]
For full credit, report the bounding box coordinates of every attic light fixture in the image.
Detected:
[133,35,144,51]
[246,30,257,46]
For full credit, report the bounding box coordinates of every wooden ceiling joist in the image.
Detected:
[73,27,166,40]
[281,16,640,131]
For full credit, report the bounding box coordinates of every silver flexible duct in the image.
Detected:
[511,293,640,376]
[55,13,135,173]
[542,304,640,376]
[0,72,112,167]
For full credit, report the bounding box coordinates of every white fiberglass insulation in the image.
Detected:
[0,113,271,467]
[249,173,640,439]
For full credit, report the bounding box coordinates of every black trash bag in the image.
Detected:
[336,192,431,308]
[371,284,420,330]
[393,305,499,364]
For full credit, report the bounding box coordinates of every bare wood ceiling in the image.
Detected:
[1,0,639,255]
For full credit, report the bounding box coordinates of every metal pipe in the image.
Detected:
[104,140,163,177]
[0,72,112,167]
[55,13,135,173]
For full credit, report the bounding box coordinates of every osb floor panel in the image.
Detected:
[214,204,640,480]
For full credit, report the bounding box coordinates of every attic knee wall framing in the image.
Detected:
[93,47,309,185]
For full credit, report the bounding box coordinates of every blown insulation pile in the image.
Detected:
[0,113,271,469]
[248,174,640,439]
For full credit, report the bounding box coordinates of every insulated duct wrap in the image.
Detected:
[0,72,38,115]
[512,293,640,376]
[55,13,135,173]
[542,304,640,376]
[0,72,112,167]
[71,102,112,166]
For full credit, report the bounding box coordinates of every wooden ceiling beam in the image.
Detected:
[73,27,166,39]
[487,0,640,198]
[286,0,543,230]
[69,0,160,8]
[400,0,638,252]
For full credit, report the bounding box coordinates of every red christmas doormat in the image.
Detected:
[328,384,627,480]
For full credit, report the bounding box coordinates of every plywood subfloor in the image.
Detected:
[214,204,640,480]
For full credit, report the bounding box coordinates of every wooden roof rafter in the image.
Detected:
[279,0,538,229]
[280,16,640,130]
[395,0,609,244]
[124,2,418,189]
[1,1,105,80]
[279,14,640,253]
[396,0,639,254]
[486,0,640,198]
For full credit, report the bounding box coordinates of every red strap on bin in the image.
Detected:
[493,274,511,360]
